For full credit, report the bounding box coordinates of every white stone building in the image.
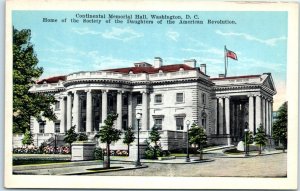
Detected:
[13,57,276,150]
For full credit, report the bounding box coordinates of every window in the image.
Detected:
[202,118,206,129]
[154,119,163,130]
[137,94,142,104]
[55,101,60,110]
[176,117,184,130]
[39,121,46,133]
[202,93,206,105]
[176,93,184,103]
[155,94,162,104]
[55,122,60,133]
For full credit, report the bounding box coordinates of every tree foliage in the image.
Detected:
[272,102,288,151]
[22,129,33,146]
[245,131,254,145]
[254,124,268,154]
[13,27,56,133]
[77,133,88,141]
[188,123,207,160]
[95,113,121,168]
[145,125,162,159]
[149,125,161,147]
[64,125,78,147]
[123,127,135,156]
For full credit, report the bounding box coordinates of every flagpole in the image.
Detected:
[224,45,227,77]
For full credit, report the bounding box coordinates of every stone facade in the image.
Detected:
[13,57,276,150]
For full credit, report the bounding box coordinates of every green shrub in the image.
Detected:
[144,141,163,159]
[94,147,103,160]
[77,133,88,141]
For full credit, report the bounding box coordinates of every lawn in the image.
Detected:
[13,154,71,166]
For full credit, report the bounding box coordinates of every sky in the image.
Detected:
[12,11,288,110]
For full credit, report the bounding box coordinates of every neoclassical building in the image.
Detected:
[13,57,276,150]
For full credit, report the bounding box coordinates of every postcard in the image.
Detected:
[5,0,299,189]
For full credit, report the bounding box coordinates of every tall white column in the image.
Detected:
[86,89,92,133]
[142,91,149,131]
[262,97,266,130]
[73,91,80,132]
[101,90,108,124]
[59,96,66,133]
[128,92,133,128]
[117,91,123,130]
[270,101,273,136]
[225,97,231,145]
[266,99,269,135]
[218,98,224,134]
[248,95,254,133]
[213,98,218,134]
[66,93,72,130]
[255,95,262,132]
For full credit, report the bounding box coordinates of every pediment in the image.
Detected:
[262,75,276,93]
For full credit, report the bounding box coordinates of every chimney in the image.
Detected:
[184,59,196,68]
[154,57,163,68]
[200,64,206,74]
[219,74,225,78]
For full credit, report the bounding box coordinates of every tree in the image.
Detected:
[123,127,135,156]
[64,125,78,153]
[272,102,288,152]
[149,125,161,159]
[77,133,88,141]
[95,113,122,168]
[22,129,33,146]
[254,124,268,154]
[188,123,207,160]
[13,28,56,133]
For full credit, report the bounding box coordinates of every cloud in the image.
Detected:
[71,27,101,35]
[102,27,143,42]
[166,30,180,41]
[215,30,286,46]
[71,27,143,42]
[181,47,224,57]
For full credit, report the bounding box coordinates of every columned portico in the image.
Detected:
[255,95,262,132]
[248,95,254,133]
[266,99,269,135]
[73,91,80,132]
[86,89,92,133]
[66,92,72,130]
[128,92,133,128]
[262,97,266,130]
[102,90,108,124]
[142,91,149,131]
[59,96,66,133]
[213,98,218,134]
[218,98,224,134]
[224,97,231,145]
[117,90,123,130]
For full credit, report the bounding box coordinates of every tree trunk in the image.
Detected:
[127,144,130,156]
[69,143,72,154]
[259,144,262,155]
[199,145,203,160]
[104,143,110,169]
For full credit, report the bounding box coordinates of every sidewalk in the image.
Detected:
[12,149,285,176]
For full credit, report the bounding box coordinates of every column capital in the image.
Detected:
[101,89,108,93]
[247,93,255,98]
[85,89,92,93]
[117,90,125,94]
[72,90,79,94]
[140,90,148,94]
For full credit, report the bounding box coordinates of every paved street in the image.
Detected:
[89,153,287,177]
